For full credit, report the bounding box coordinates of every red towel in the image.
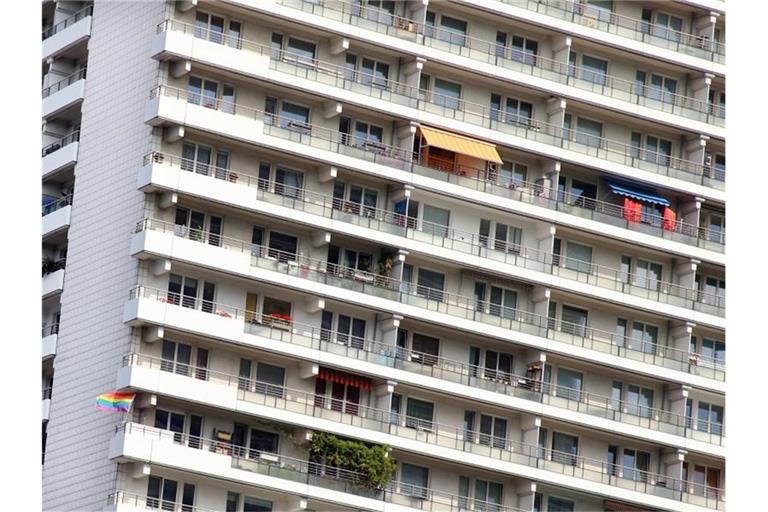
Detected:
[662,207,677,231]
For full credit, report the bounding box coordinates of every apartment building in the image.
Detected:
[41,0,725,511]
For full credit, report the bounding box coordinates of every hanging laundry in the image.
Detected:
[623,197,642,223]
[662,207,677,231]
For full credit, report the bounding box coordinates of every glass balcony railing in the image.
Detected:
[118,357,726,509]
[113,422,529,512]
[159,19,725,183]
[42,68,87,99]
[42,130,80,158]
[42,5,93,40]
[276,0,724,65]
[136,162,726,317]
[147,86,726,252]
[42,194,72,217]
[42,323,60,337]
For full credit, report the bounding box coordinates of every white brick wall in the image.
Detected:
[42,1,166,509]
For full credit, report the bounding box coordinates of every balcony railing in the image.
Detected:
[131,218,726,374]
[113,422,529,512]
[107,492,218,512]
[118,359,725,508]
[159,20,724,189]
[42,194,72,216]
[277,0,724,65]
[125,301,726,442]
[42,5,93,40]
[42,67,87,98]
[42,130,80,157]
[42,323,60,337]
[147,86,726,252]
[42,258,66,277]
[136,171,725,317]
[161,17,723,127]
[42,387,52,400]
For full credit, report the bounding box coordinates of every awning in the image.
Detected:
[605,180,670,206]
[317,367,372,390]
[603,500,656,512]
[419,126,503,164]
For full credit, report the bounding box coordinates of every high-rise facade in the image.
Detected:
[41,1,725,511]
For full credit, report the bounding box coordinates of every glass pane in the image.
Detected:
[556,368,583,401]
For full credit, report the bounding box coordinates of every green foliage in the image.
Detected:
[309,431,396,490]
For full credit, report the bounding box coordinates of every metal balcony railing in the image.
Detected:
[131,265,724,385]
[118,358,726,507]
[125,306,726,442]
[160,18,725,176]
[42,258,66,277]
[107,492,218,512]
[113,422,529,512]
[146,85,726,251]
[162,16,723,124]
[42,67,87,98]
[42,323,60,337]
[42,194,72,216]
[42,387,52,400]
[42,130,80,157]
[42,5,93,40]
[277,0,724,65]
[136,170,725,316]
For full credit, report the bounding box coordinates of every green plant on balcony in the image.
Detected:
[374,250,395,286]
[308,431,395,490]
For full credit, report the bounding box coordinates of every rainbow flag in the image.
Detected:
[95,392,135,412]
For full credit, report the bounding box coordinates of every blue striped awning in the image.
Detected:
[605,180,670,207]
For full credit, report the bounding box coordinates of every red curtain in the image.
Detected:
[623,198,642,223]
[662,207,677,231]
[317,367,372,390]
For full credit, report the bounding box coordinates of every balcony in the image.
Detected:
[110,422,530,512]
[115,360,725,510]
[42,388,51,421]
[41,5,92,61]
[173,10,722,136]
[42,195,72,238]
[138,158,725,320]
[42,68,86,119]
[42,267,65,299]
[143,89,725,263]
[128,223,725,385]
[42,131,80,178]
[151,24,724,200]
[270,0,724,72]
[42,323,59,359]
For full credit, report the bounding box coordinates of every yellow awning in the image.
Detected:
[419,126,503,164]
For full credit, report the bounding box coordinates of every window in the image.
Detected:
[497,162,527,188]
[262,296,292,327]
[181,141,214,175]
[484,350,513,382]
[697,402,724,435]
[503,97,533,127]
[571,116,603,147]
[273,167,305,199]
[479,414,507,449]
[416,268,445,302]
[154,409,186,444]
[697,337,726,366]
[160,340,192,375]
[243,497,273,512]
[226,492,239,512]
[580,0,612,22]
[174,207,223,247]
[649,74,677,104]
[611,381,623,410]
[623,448,651,482]
[481,220,522,254]
[561,305,588,337]
[405,397,434,430]
[267,231,298,262]
[654,12,683,42]
[255,362,285,397]
[631,321,658,354]
[432,78,462,110]
[360,57,390,88]
[353,121,385,152]
[489,286,517,319]
[333,313,367,349]
[607,445,618,476]
[564,241,592,273]
[411,333,440,366]
[551,432,578,466]
[277,101,310,132]
[247,428,279,457]
[390,393,402,424]
[547,497,575,512]
[147,476,179,511]
[342,248,373,273]
[427,12,467,46]
[703,211,725,243]
[194,12,224,43]
[556,367,583,402]
[510,35,538,65]
[626,384,654,418]
[702,276,725,308]
[167,273,198,308]
[333,182,379,218]
[355,0,396,24]
[635,259,663,291]
[569,52,608,85]
[186,76,233,111]
[315,377,362,415]
[472,478,503,511]
[400,463,429,499]
[422,205,451,238]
